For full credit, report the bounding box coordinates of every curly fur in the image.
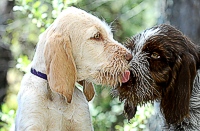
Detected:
[112,24,200,130]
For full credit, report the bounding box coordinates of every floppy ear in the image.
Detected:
[44,33,77,103]
[197,46,200,67]
[161,53,197,125]
[79,80,95,101]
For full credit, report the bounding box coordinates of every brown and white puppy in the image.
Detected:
[113,24,200,130]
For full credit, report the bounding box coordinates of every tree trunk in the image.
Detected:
[0,0,14,104]
[162,0,200,45]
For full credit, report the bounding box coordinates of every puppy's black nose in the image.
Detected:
[125,52,133,61]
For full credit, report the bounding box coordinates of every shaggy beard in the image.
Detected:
[113,53,160,106]
[95,59,129,87]
[130,53,160,103]
[111,53,161,120]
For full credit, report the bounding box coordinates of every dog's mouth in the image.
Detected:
[121,70,130,83]
[93,69,130,87]
[112,71,136,98]
[112,69,161,121]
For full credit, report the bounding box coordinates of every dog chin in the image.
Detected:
[91,70,131,87]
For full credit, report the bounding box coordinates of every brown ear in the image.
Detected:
[44,33,76,103]
[161,53,197,125]
[79,80,95,101]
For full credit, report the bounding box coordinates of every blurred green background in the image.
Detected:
[1,0,199,131]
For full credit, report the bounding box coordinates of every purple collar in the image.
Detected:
[31,68,47,80]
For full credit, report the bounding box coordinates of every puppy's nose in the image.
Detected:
[125,52,133,61]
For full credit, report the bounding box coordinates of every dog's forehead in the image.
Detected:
[101,21,112,35]
[134,27,161,51]
[62,7,112,35]
[93,20,112,36]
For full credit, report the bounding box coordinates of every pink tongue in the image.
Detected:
[122,70,130,83]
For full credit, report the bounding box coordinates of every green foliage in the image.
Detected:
[16,55,31,72]
[1,0,159,130]
[0,104,15,131]
[90,86,154,131]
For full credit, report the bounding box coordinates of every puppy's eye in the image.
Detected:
[151,52,160,59]
[93,32,101,40]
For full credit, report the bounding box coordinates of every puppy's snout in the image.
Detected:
[125,52,133,61]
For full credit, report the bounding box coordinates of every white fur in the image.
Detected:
[134,28,161,52]
[15,7,130,130]
[16,74,92,131]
